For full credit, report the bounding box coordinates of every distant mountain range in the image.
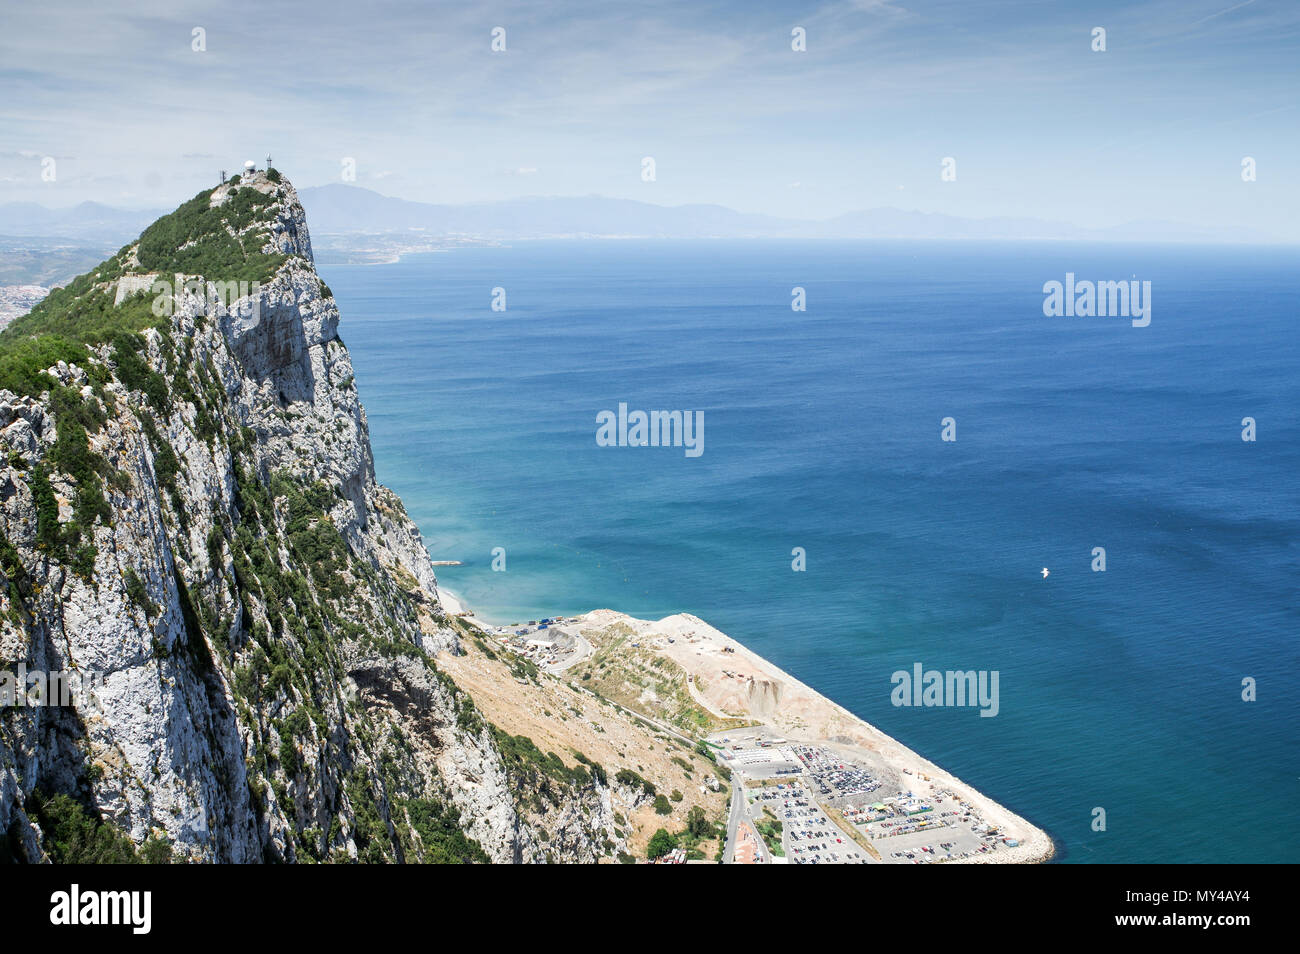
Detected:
[0,201,165,241]
[293,185,1282,244]
[0,187,1279,246]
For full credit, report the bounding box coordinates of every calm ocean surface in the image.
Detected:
[318,240,1299,864]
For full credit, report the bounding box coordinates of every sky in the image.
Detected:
[1,0,1297,239]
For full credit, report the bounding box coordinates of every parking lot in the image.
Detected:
[748,781,870,865]
[718,733,1023,865]
[850,793,1019,863]
[793,744,881,800]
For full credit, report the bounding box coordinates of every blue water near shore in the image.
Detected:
[318,240,1299,864]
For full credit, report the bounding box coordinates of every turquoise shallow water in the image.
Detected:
[318,239,1299,864]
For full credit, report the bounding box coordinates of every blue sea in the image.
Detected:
[318,240,1299,864]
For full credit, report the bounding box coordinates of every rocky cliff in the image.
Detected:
[0,172,619,863]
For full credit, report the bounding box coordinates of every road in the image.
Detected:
[542,632,592,673]
[685,673,740,720]
[722,772,745,865]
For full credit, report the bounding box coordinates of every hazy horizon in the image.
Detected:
[2,179,1291,248]
[2,0,1298,240]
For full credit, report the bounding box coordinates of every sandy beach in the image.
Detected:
[435,585,466,617]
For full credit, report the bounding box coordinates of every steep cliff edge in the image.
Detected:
[0,172,620,863]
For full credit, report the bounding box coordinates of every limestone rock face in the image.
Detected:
[0,173,607,863]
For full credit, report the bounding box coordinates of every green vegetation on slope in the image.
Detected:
[398,797,490,864]
[1,178,503,865]
[26,382,115,578]
[134,185,284,284]
[646,827,676,860]
[2,273,160,356]
[490,726,604,817]
[26,792,172,864]
[0,182,287,399]
[0,333,97,399]
[644,805,725,862]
